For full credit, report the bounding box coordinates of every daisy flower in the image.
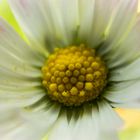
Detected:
[0,0,140,140]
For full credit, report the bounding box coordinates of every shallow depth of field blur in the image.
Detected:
[0,0,140,140]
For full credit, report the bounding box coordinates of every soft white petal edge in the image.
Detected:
[0,104,60,140]
[8,0,79,52]
[0,17,45,108]
[78,0,118,47]
[48,100,123,140]
[99,0,138,57]
[103,80,140,106]
[0,17,44,68]
[97,99,124,131]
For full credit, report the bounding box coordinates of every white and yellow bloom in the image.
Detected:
[0,0,140,140]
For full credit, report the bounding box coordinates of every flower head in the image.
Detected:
[42,45,108,106]
[0,0,140,140]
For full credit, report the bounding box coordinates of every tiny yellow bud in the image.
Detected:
[62,91,69,97]
[78,75,85,82]
[59,72,65,77]
[86,67,93,73]
[50,67,55,73]
[63,77,69,83]
[41,67,48,73]
[75,63,82,69]
[53,92,59,97]
[70,77,77,84]
[83,50,90,56]
[54,71,59,77]
[83,61,90,68]
[91,62,100,69]
[73,70,80,77]
[70,87,78,95]
[93,71,101,79]
[45,73,51,80]
[76,82,84,90]
[85,82,93,91]
[66,70,72,77]
[42,80,47,86]
[58,64,66,71]
[51,76,56,83]
[80,68,86,75]
[68,64,75,71]
[49,62,55,68]
[87,56,94,62]
[79,91,85,97]
[56,77,61,84]
[86,74,94,82]
[58,84,65,92]
[49,84,57,92]
[65,83,72,90]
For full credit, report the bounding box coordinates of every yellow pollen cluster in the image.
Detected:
[42,44,108,106]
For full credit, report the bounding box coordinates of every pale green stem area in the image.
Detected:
[0,0,28,42]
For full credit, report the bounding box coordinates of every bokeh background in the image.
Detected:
[0,0,140,140]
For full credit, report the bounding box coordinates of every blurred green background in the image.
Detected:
[0,0,140,140]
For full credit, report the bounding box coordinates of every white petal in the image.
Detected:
[106,16,140,71]
[95,101,121,140]
[0,18,43,79]
[48,106,98,140]
[0,109,33,140]
[97,99,124,131]
[70,106,98,140]
[111,100,140,109]
[22,104,61,138]
[77,0,95,43]
[99,0,138,56]
[103,80,140,104]
[1,105,60,140]
[98,131,119,140]
[0,18,45,108]
[41,0,79,45]
[1,122,42,140]
[70,103,121,140]
[8,0,51,54]
[0,88,45,109]
[47,111,72,140]
[110,58,140,82]
[0,109,22,135]
[78,0,118,47]
[8,0,79,51]
[0,67,41,88]
[48,102,121,140]
[0,17,44,68]
[108,16,140,81]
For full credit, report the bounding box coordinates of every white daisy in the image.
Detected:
[0,0,140,140]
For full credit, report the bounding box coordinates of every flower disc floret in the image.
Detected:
[42,44,108,106]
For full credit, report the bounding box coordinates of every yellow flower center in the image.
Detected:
[41,44,108,106]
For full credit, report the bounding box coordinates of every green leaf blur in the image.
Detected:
[0,0,28,41]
